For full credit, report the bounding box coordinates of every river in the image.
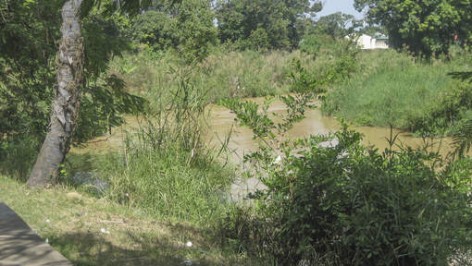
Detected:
[70,97,459,202]
[72,97,456,161]
[206,98,454,163]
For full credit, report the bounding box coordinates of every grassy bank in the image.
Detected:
[0,54,262,264]
[67,136,235,226]
[322,48,472,135]
[0,175,258,265]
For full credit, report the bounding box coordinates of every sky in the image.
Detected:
[317,0,364,19]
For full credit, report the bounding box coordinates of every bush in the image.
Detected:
[221,87,472,264]
[0,135,39,181]
[407,83,472,135]
[237,128,472,265]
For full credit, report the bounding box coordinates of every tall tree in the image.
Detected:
[26,0,84,187]
[215,0,320,50]
[313,12,360,39]
[26,0,155,188]
[130,0,217,62]
[355,0,472,57]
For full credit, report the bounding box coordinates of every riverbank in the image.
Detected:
[322,49,472,136]
[112,47,472,137]
[1,46,470,264]
[0,175,260,265]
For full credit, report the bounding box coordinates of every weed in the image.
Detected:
[323,49,472,135]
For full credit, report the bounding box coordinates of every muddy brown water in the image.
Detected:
[71,97,459,202]
[206,98,457,202]
[206,98,454,163]
[72,97,455,162]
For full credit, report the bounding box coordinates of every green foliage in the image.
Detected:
[101,70,234,224]
[219,58,324,142]
[129,10,176,49]
[298,34,323,55]
[129,0,217,62]
[221,55,471,263]
[0,136,39,181]
[75,75,147,143]
[73,10,148,144]
[0,0,61,140]
[222,90,472,263]
[254,130,471,265]
[408,83,472,136]
[215,0,318,50]
[111,49,298,101]
[0,0,147,150]
[312,12,361,39]
[298,37,359,90]
[447,70,472,158]
[82,13,131,79]
[245,27,271,51]
[221,98,277,139]
[355,0,472,57]
[173,0,218,62]
[323,49,471,135]
[79,8,146,144]
[105,141,234,224]
[0,1,63,180]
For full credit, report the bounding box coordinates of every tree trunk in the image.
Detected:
[27,0,84,188]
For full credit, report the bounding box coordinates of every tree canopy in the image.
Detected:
[312,12,361,39]
[0,0,145,144]
[355,0,472,57]
[130,0,217,62]
[215,0,321,50]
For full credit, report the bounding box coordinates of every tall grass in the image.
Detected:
[85,68,236,225]
[103,140,234,224]
[110,48,298,103]
[323,49,472,133]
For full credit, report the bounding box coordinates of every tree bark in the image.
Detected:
[27,0,84,188]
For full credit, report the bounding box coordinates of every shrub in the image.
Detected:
[0,135,39,181]
[223,91,472,264]
[235,128,472,265]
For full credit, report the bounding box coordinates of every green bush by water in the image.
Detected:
[226,128,472,265]
[222,88,472,265]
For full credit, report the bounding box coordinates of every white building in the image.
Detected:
[347,34,389,50]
